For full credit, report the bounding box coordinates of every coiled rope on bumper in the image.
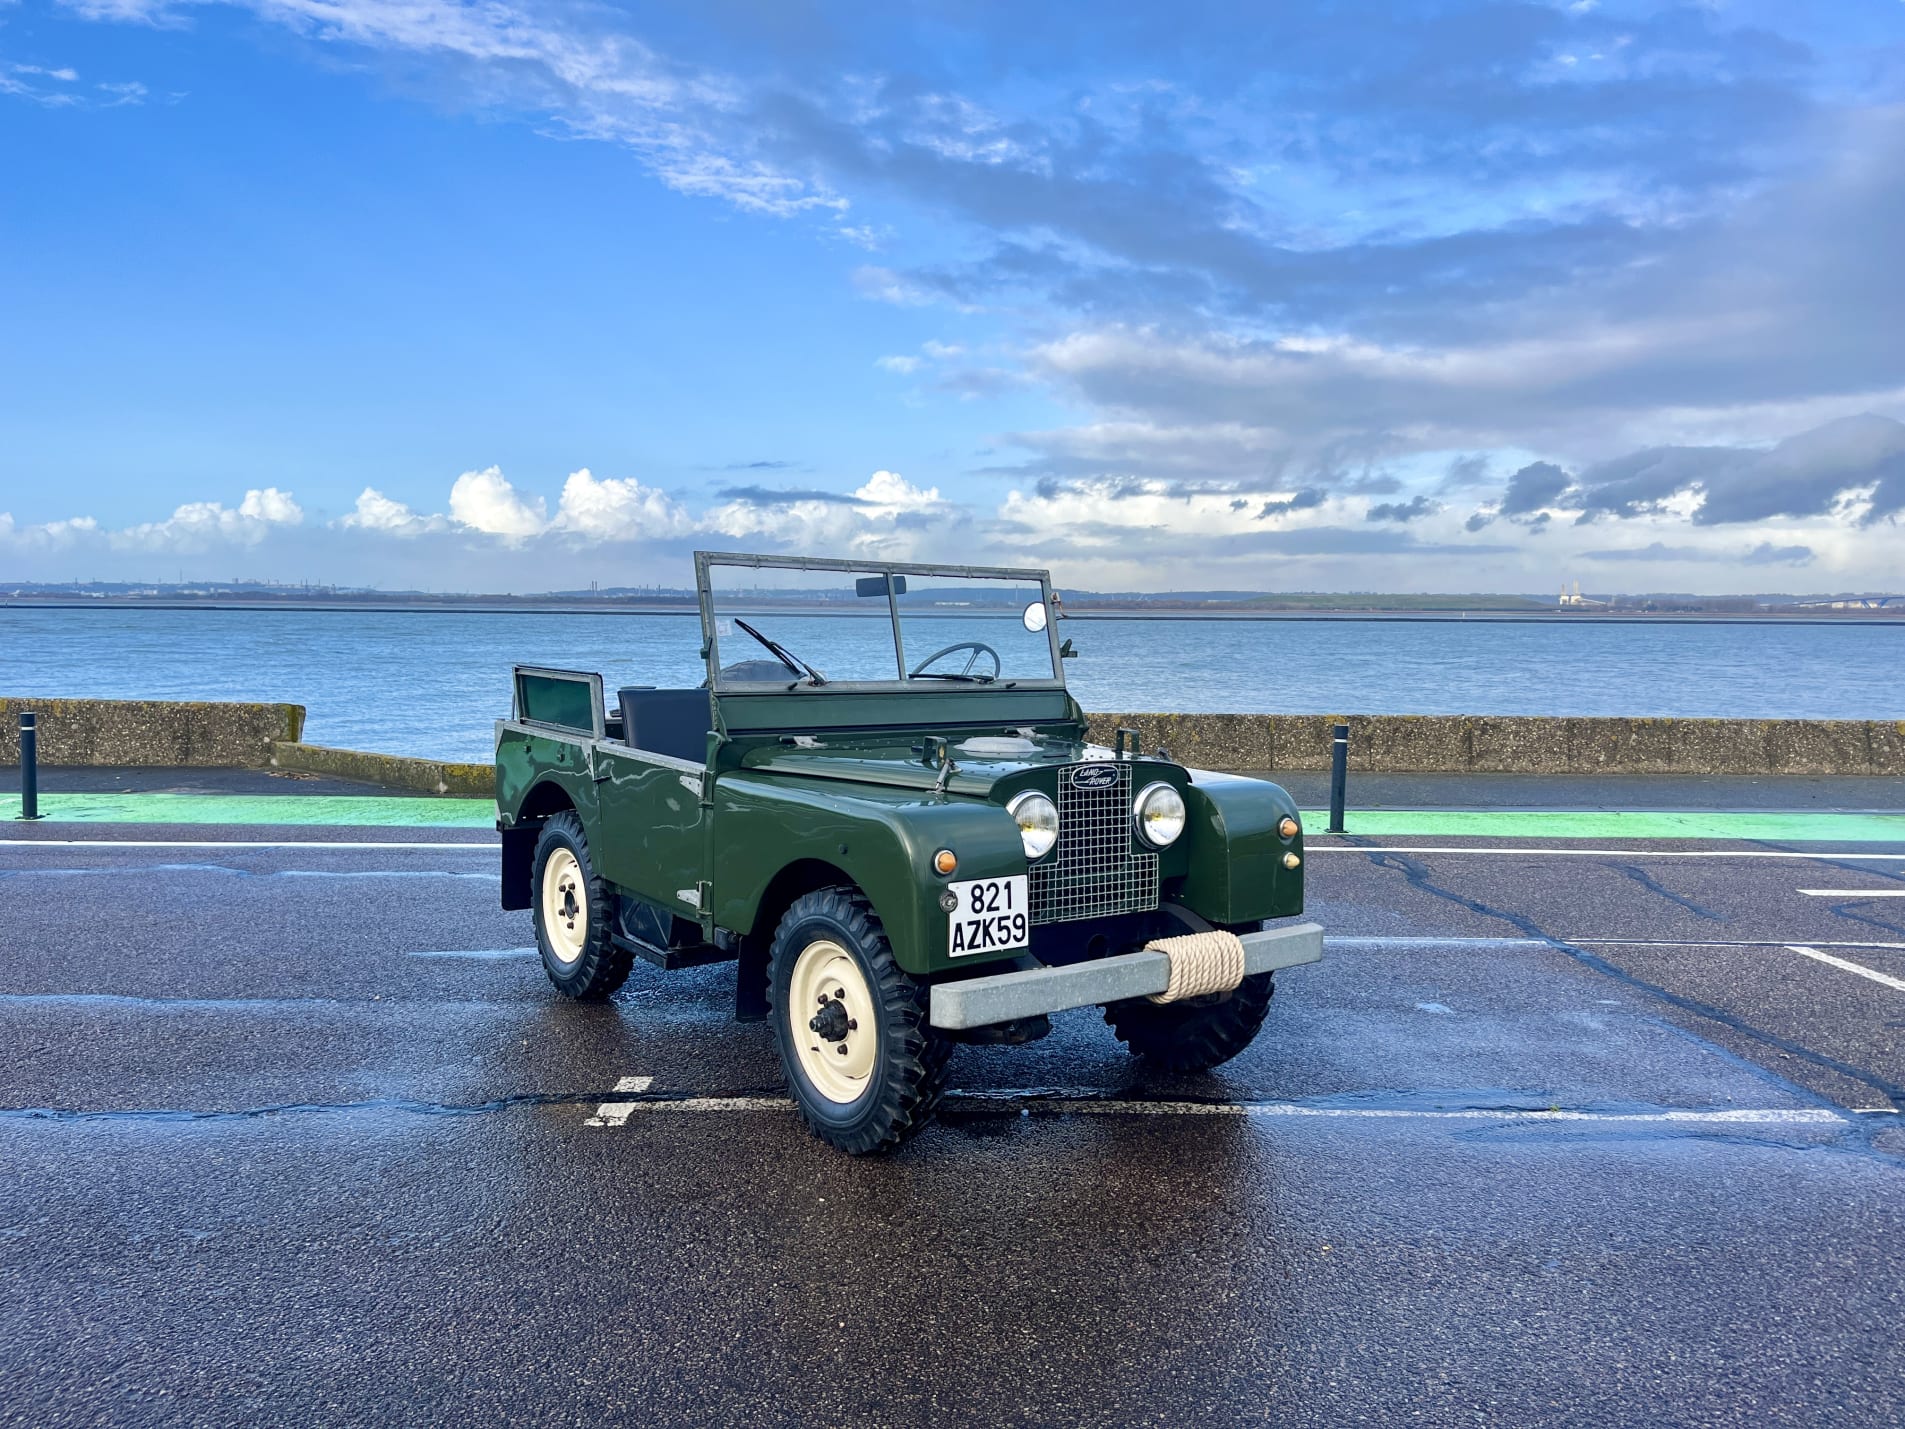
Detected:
[1143,929,1246,1003]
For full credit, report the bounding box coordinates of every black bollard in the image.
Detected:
[18,710,42,821]
[1326,721,1348,834]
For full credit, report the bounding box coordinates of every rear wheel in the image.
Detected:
[531,813,632,1000]
[768,888,954,1154]
[1104,918,1274,1072]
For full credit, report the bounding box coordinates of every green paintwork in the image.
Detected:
[1178,771,1305,924]
[717,687,1076,734]
[591,744,705,910]
[494,551,1309,979]
[708,773,1029,972]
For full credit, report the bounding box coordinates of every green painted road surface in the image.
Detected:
[1302,809,1905,842]
[4,792,1905,842]
[0,792,496,827]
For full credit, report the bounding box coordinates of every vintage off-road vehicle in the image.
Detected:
[496,552,1321,1153]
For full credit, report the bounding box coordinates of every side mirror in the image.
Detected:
[1022,600,1049,633]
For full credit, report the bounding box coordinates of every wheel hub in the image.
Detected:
[809,996,854,1041]
[787,939,876,1104]
[540,846,588,966]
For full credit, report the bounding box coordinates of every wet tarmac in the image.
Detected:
[4,820,1904,1426]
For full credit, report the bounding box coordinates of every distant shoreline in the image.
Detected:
[4,597,1902,627]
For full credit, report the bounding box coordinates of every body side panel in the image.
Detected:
[590,746,707,915]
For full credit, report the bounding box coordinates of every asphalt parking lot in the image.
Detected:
[4,815,1904,1426]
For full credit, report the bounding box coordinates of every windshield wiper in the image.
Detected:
[734,618,828,685]
[908,671,995,683]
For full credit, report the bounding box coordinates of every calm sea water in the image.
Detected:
[2,607,1900,763]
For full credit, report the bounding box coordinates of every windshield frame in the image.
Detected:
[694,551,1065,694]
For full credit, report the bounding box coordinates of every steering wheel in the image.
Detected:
[909,641,1001,680]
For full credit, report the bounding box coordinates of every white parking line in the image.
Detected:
[1058,1103,1854,1124]
[1310,847,1905,860]
[408,948,538,960]
[1329,936,1905,951]
[1798,888,1905,898]
[583,1076,655,1127]
[580,1095,1860,1125]
[1326,936,1551,949]
[1785,946,1905,992]
[1576,938,1905,950]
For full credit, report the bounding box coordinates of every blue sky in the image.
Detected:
[3,0,1903,593]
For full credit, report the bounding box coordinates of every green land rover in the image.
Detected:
[496,552,1322,1153]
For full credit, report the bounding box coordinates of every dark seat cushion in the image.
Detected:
[616,688,712,764]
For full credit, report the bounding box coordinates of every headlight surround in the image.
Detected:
[1007,791,1059,861]
[1133,782,1187,848]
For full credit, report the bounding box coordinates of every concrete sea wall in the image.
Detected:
[1084,713,1905,777]
[4,698,1900,788]
[0,696,304,769]
[268,741,494,799]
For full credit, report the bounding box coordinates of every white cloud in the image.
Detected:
[340,487,446,536]
[701,468,949,561]
[5,56,144,107]
[836,223,887,250]
[0,512,102,549]
[552,468,694,541]
[854,470,940,511]
[447,465,546,539]
[238,487,301,523]
[852,266,937,306]
[875,354,922,374]
[55,0,838,215]
[5,453,1903,593]
[107,487,303,553]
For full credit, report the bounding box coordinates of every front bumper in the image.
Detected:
[928,921,1324,1030]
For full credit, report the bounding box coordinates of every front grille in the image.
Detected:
[1028,761,1159,925]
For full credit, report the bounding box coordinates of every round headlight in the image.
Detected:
[1007,791,1058,860]
[1133,782,1186,848]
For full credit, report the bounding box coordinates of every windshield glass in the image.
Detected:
[703,559,1058,689]
[895,574,1056,683]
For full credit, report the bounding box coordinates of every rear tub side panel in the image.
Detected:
[496,726,604,911]
[1175,769,1304,924]
[710,774,1029,976]
[496,727,604,825]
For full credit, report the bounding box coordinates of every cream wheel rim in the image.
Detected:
[540,846,587,965]
[788,938,877,1105]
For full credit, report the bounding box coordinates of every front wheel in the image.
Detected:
[1104,918,1275,1072]
[768,888,954,1154]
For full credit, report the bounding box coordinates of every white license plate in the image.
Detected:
[947,875,1030,958]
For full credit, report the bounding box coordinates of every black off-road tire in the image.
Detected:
[768,887,955,1155]
[1104,918,1276,1073]
[530,813,633,1000]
